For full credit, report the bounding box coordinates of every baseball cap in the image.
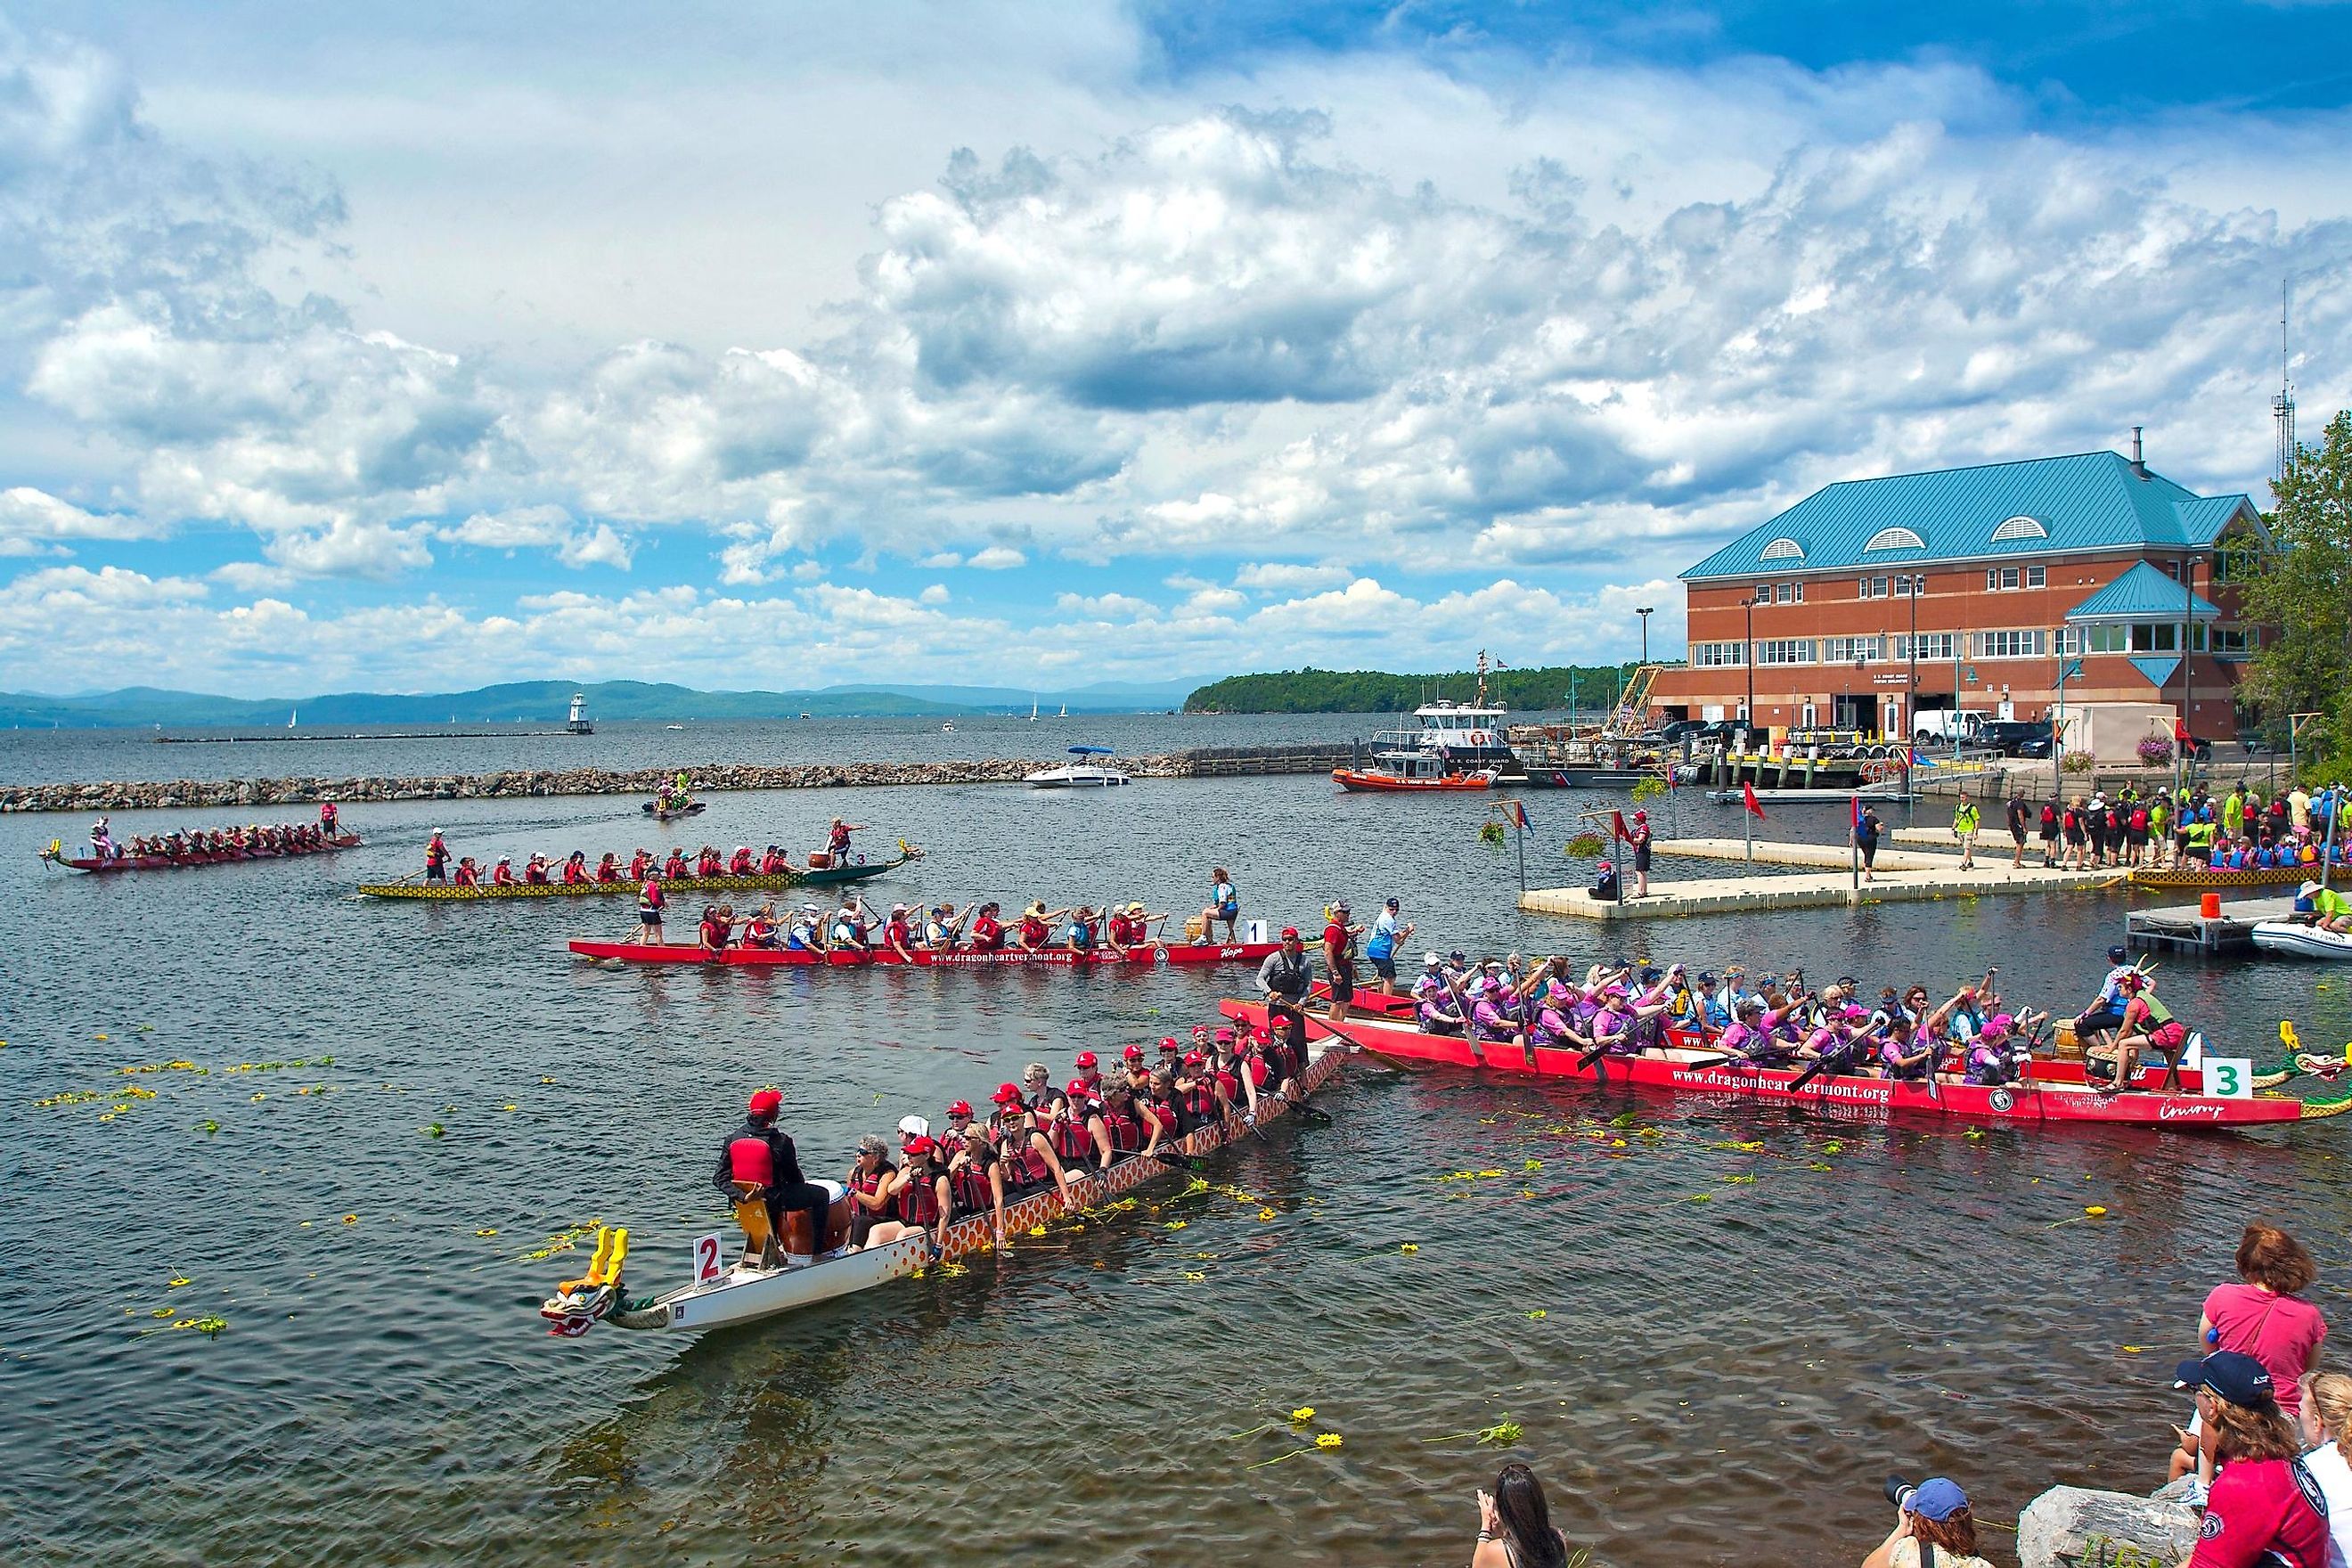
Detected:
[2175,1351,2275,1409]
[945,1100,974,1119]
[990,1082,1025,1106]
[1697,971,1717,984]
[1901,1478,1968,1523]
[747,1087,782,1117]
[1066,1079,1091,1097]
[1182,1050,1205,1066]
[1987,1013,2014,1034]
[896,1115,929,1141]
[1384,896,1400,909]
[1281,926,1301,940]
[2108,944,2128,963]
[1425,951,1441,967]
[1213,1026,1235,1043]
[902,1134,935,1156]
[1123,1044,1145,1061]
[1074,1050,1098,1068]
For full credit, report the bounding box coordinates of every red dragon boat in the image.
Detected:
[1224,1001,2333,1129]
[40,833,362,873]
[568,938,1284,969]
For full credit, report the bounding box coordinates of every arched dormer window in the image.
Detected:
[1759,537,1805,563]
[1863,526,1924,552]
[1991,515,2048,543]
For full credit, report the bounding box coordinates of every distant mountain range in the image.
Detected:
[0,678,1204,730]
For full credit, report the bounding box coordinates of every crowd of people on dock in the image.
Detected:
[1995,780,2348,873]
[715,1024,1309,1265]
[80,805,344,863]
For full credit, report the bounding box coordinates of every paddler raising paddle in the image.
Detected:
[713,1088,833,1270]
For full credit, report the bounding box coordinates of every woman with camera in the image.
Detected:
[1860,1477,1991,1568]
[1471,1462,1569,1568]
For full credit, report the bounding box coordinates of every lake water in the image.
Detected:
[1,726,2341,1566]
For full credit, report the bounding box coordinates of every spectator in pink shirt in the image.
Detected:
[2170,1223,2328,1483]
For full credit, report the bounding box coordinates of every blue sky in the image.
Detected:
[0,0,2346,695]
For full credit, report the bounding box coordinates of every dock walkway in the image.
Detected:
[1519,837,2122,921]
[2126,896,2295,955]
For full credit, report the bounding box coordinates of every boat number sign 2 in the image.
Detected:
[692,1232,727,1282]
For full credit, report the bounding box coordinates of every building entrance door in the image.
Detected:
[1834,694,1871,733]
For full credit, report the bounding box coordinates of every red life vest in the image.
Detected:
[1002,1138,1050,1186]
[895,1168,941,1226]
[525,865,550,885]
[1179,1079,1219,1122]
[1049,1115,1093,1164]
[969,918,1003,951]
[1100,1107,1143,1154]
[728,1136,774,1187]
[760,852,786,874]
[629,853,651,878]
[1017,917,1047,945]
[730,850,754,874]
[698,853,723,877]
[665,855,689,879]
[454,865,478,886]
[563,862,586,884]
[494,865,515,885]
[951,1156,995,1213]
[640,882,665,915]
[596,862,621,883]
[849,1164,890,1205]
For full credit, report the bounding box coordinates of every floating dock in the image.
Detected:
[2125,896,2295,955]
[1519,837,2123,921]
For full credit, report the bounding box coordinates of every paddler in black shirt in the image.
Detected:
[1258,926,1313,1057]
[712,1088,833,1270]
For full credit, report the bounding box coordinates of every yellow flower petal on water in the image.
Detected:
[1290,1407,1316,1423]
[151,1307,174,1318]
[1523,1158,1543,1172]
[1477,1169,1505,1178]
[1027,1225,1047,1237]
[1400,1242,1419,1254]
[340,1213,358,1225]
[2123,1345,2144,1353]
[500,1104,517,1113]
[1315,1433,1343,1450]
[475,1229,499,1237]
[1164,1220,1187,1230]
[2086,1205,2108,1217]
[1529,1310,1547,1320]
[249,1093,265,1102]
[167,1277,192,1288]
[1257,1208,1276,1221]
[95,1033,110,1041]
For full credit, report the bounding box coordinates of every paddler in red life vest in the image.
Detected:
[625,872,666,945]
[1056,1084,1116,1172]
[882,903,918,961]
[663,848,690,881]
[967,902,1005,951]
[843,1135,898,1249]
[1104,901,1162,957]
[453,855,480,887]
[987,1082,1032,1138]
[1120,1042,1151,1093]
[939,1098,978,1150]
[827,818,864,862]
[696,845,723,878]
[741,902,780,949]
[524,854,551,886]
[1098,1079,1162,1160]
[626,848,652,881]
[1071,1050,1106,1105]
[712,1088,833,1270]
[1012,900,1065,951]
[592,853,620,883]
[864,1134,951,1257]
[758,845,790,875]
[698,904,735,957]
[728,845,755,876]
[561,851,589,886]
[424,829,449,883]
[318,799,338,837]
[491,855,516,886]
[993,1102,1076,1208]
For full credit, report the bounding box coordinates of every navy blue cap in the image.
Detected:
[2175,1351,2274,1409]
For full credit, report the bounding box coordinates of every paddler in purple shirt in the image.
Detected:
[1531,978,1592,1051]
[1467,976,1526,1051]
[1711,996,1769,1063]
[1412,954,1466,1035]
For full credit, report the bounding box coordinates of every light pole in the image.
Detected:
[1637,606,1654,666]
[1907,571,1920,744]
[1743,592,1760,730]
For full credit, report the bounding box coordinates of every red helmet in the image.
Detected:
[1074,1050,1098,1069]
[1123,1044,1146,1061]
[747,1087,783,1118]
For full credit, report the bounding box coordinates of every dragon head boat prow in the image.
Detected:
[539,1226,628,1336]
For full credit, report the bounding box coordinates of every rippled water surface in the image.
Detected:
[2,737,2345,1567]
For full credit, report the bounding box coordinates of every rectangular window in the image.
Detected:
[1972,630,2046,659]
[2128,624,2178,653]
[1771,582,1790,604]
[1822,636,1882,664]
[1986,568,1996,592]
[1858,576,1875,599]
[1753,639,1816,666]
[1889,633,1956,661]
[1755,584,1772,605]
[1791,582,1804,604]
[2026,565,2046,588]
[1872,576,1889,599]
[2058,627,2082,656]
[2212,626,2258,657]
[1689,641,1746,667]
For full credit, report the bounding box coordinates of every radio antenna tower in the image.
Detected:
[2273,279,2298,483]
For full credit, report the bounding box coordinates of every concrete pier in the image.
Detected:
[1519,837,2122,921]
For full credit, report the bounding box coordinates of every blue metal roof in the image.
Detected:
[1682,451,2257,581]
[2065,560,2221,622]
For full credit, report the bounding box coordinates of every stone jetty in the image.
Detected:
[0,745,1358,813]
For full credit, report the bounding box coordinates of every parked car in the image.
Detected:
[1979,719,2055,757]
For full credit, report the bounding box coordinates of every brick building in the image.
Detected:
[1647,444,2266,740]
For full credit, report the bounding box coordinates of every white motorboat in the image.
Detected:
[1025,745,1129,788]
[2250,919,2352,960]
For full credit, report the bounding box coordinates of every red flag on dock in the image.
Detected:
[1610,809,1632,843]
[1742,781,1767,820]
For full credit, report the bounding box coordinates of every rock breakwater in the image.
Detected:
[0,746,1359,813]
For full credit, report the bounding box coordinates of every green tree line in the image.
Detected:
[2244,407,2352,782]
[1184,664,1648,715]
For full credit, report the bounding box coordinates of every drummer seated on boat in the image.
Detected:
[713,1088,832,1270]
[2300,880,2352,934]
[492,855,516,886]
[882,904,918,962]
[742,903,781,949]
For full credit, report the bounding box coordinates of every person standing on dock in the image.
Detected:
[2005,790,2029,869]
[1852,804,1883,883]
[1629,811,1654,897]
[1952,793,1980,870]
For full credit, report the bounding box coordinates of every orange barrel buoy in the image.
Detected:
[2200,892,2222,919]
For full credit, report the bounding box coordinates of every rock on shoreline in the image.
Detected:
[0,749,1354,813]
